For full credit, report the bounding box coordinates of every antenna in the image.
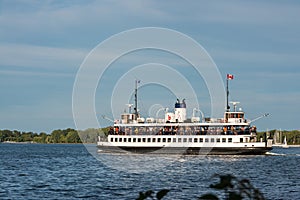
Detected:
[229,101,240,112]
[126,104,133,113]
[101,115,114,123]
[249,113,270,123]
[193,108,204,122]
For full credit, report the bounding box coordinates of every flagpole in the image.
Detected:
[226,74,234,111]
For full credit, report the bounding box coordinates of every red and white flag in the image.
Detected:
[227,74,234,80]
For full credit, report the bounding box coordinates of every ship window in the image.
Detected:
[189,138,192,143]
[217,138,220,143]
[211,138,215,143]
[128,138,131,142]
[133,138,137,142]
[147,138,151,143]
[205,138,209,143]
[168,138,171,143]
[173,138,176,143]
[228,138,232,143]
[163,138,166,143]
[138,138,141,142]
[240,138,243,143]
[124,138,127,142]
[152,138,156,142]
[119,138,122,142]
[110,138,113,142]
[143,138,146,143]
[222,138,226,143]
[200,138,203,143]
[183,138,187,143]
[178,138,182,143]
[115,138,118,142]
[194,138,198,143]
[158,138,161,143]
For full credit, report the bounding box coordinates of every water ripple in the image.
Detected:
[0,144,299,199]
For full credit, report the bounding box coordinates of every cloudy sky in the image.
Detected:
[0,0,299,133]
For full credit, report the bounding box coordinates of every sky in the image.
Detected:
[0,0,299,133]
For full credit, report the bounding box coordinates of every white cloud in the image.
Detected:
[0,43,87,70]
[211,47,300,66]
[155,1,300,26]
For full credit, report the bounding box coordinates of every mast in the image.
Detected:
[134,80,139,119]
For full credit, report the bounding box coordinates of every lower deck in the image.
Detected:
[97,135,272,155]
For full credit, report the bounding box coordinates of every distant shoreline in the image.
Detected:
[1,141,95,145]
[273,144,300,148]
[2,141,36,144]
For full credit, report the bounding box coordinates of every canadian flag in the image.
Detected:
[227,74,234,80]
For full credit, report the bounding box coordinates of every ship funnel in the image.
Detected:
[174,98,187,122]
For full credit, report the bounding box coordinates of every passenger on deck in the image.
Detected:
[108,127,114,135]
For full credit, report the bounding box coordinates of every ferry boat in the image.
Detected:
[97,75,273,155]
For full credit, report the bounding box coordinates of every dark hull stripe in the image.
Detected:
[97,146,272,155]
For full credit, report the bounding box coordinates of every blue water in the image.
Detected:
[0,144,299,199]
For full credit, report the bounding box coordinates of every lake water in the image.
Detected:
[0,143,299,199]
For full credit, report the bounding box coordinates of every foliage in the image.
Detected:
[136,189,170,200]
[78,128,106,143]
[136,174,265,200]
[199,174,265,200]
[0,128,108,144]
[257,129,300,145]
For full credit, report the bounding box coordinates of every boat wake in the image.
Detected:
[265,152,286,156]
[266,152,300,156]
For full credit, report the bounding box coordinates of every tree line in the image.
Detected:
[257,129,300,145]
[1,128,299,144]
[0,128,109,144]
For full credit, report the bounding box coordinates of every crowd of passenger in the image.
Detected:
[108,125,257,136]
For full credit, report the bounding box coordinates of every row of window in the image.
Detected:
[110,137,234,143]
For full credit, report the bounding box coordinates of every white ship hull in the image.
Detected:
[97,135,272,155]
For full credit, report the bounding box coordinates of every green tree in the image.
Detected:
[78,128,104,143]
[20,132,33,142]
[50,129,63,143]
[59,134,66,143]
[2,129,13,141]
[39,132,48,143]
[66,130,81,143]
[13,130,21,142]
